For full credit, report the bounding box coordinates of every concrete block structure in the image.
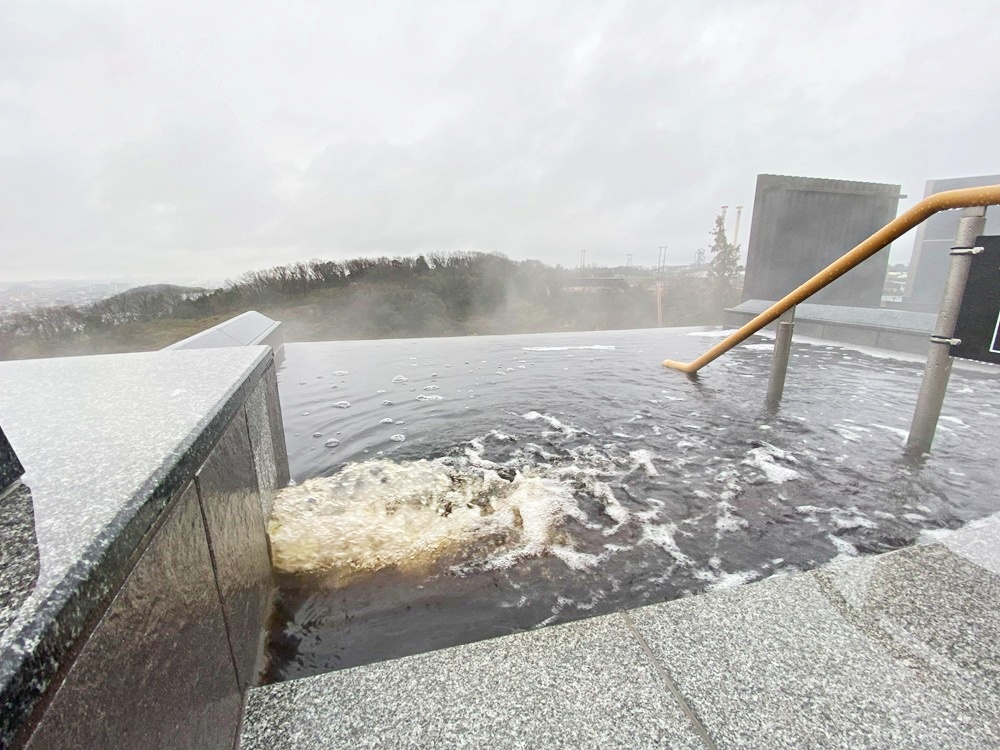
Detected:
[742,174,902,308]
[903,174,1000,312]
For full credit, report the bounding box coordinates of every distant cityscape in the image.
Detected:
[0,279,221,314]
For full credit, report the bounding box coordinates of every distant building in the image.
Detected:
[881,269,908,305]
[742,174,902,308]
[903,174,1000,312]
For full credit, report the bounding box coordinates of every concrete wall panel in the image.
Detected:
[742,175,901,308]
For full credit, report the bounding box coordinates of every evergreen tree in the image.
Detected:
[707,210,743,312]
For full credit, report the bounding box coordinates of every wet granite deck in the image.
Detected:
[242,516,1000,749]
[0,347,272,747]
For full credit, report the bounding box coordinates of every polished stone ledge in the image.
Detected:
[0,347,279,748]
[242,526,1000,749]
[167,310,284,361]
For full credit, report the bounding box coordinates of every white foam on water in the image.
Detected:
[487,430,517,442]
[640,522,692,565]
[332,401,351,409]
[521,345,616,351]
[416,394,443,401]
[742,343,773,351]
[332,370,349,376]
[269,426,639,583]
[796,505,876,530]
[521,411,581,437]
[270,460,524,580]
[741,443,800,484]
[870,423,909,443]
[379,418,394,424]
[684,329,741,338]
[391,375,408,383]
[629,449,659,477]
[714,498,748,534]
[694,567,760,590]
[828,534,858,560]
[834,427,862,442]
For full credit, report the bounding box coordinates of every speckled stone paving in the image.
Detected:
[0,347,271,747]
[243,612,707,750]
[242,524,1000,749]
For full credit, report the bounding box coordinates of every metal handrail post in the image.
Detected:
[766,306,796,408]
[906,207,987,454]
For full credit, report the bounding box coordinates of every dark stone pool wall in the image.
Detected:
[0,348,288,749]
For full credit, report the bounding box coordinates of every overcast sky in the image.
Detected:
[2,0,998,283]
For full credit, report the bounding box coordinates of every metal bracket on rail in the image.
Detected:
[928,336,961,346]
[950,246,984,256]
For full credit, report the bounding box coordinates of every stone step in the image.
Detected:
[241,518,1000,749]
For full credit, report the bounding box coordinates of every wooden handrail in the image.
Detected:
[663,185,1000,373]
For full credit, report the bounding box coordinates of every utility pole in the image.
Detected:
[656,280,663,327]
[626,253,633,272]
[695,248,705,268]
[580,249,586,274]
[733,205,744,246]
[657,246,668,278]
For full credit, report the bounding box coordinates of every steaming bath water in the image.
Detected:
[264,327,1000,681]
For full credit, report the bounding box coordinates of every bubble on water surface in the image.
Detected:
[332,401,351,409]
[312,432,322,438]
[390,434,406,442]
[332,370,349,376]
[392,375,408,383]
[379,418,394,424]
[324,439,340,448]
[417,394,443,401]
[380,400,394,406]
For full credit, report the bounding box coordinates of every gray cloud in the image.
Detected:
[1,0,998,282]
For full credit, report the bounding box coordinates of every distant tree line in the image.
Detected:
[1,241,742,360]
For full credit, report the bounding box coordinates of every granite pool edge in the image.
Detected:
[0,349,274,748]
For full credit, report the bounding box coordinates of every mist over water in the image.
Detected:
[264,327,1000,681]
